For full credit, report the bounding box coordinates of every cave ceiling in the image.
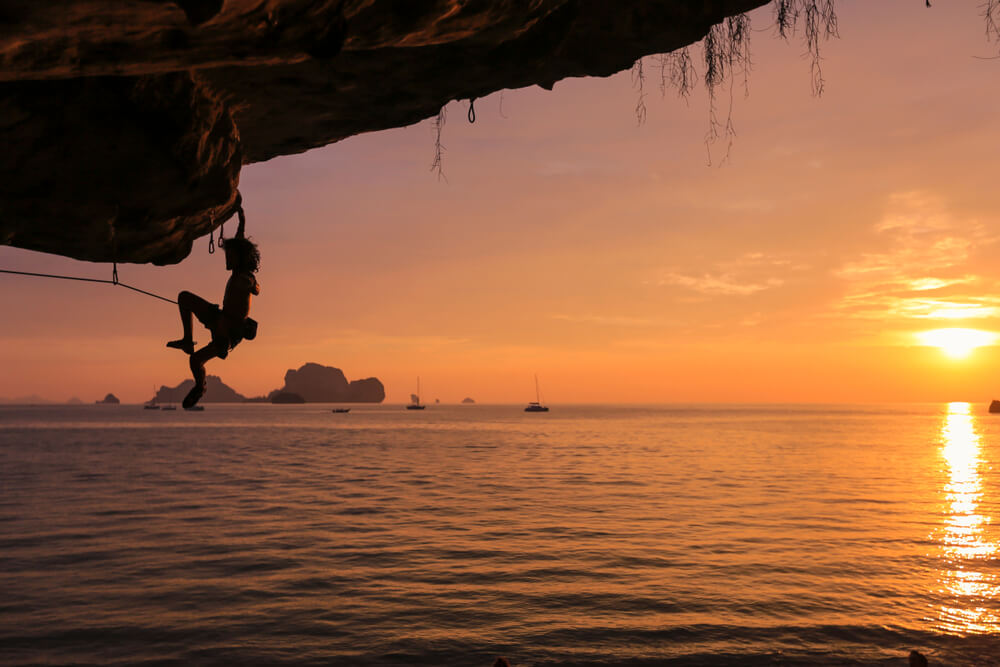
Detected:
[0,0,770,265]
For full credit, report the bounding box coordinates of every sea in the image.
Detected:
[1,403,998,666]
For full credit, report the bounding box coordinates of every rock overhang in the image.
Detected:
[0,0,770,265]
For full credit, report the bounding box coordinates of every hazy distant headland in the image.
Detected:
[153,362,385,404]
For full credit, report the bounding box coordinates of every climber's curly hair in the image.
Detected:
[223,237,260,273]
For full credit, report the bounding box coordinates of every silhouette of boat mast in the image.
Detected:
[525,374,549,412]
[407,376,426,410]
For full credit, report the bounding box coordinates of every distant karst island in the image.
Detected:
[151,363,384,404]
[462,397,476,404]
[96,393,120,404]
[0,395,86,405]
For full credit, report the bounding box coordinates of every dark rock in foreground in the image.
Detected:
[96,393,120,404]
[269,363,385,403]
[0,0,769,264]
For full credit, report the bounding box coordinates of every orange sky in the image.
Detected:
[2,0,1000,404]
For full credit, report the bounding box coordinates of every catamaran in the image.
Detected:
[525,374,549,412]
[407,377,426,410]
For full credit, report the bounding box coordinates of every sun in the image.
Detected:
[916,328,998,359]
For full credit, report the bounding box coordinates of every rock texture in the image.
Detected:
[269,362,385,402]
[0,0,768,265]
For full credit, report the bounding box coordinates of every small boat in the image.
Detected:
[161,405,177,411]
[406,377,426,410]
[524,374,549,412]
[332,408,350,413]
[143,403,160,410]
[184,405,205,412]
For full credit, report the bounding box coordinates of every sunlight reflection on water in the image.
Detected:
[4,404,1000,665]
[934,402,999,635]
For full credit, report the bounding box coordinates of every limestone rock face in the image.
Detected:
[2,74,241,265]
[269,362,385,402]
[348,377,386,403]
[155,375,246,403]
[0,0,767,265]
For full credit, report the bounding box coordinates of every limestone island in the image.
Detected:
[150,363,384,404]
[265,363,384,403]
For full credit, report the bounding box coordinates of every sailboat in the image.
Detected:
[406,376,426,410]
[525,374,549,412]
[144,385,160,409]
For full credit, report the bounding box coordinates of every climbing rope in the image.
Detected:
[2,192,247,306]
[468,98,476,123]
[0,268,178,304]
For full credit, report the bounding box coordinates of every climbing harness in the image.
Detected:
[1,192,248,307]
[468,98,476,124]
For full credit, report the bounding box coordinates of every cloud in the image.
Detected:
[833,293,1000,321]
[832,191,999,323]
[652,252,800,296]
[658,272,783,295]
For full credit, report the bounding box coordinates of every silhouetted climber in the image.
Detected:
[167,228,259,408]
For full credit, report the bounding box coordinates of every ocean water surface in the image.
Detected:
[1,403,998,666]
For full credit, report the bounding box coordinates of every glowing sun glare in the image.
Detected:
[917,328,998,359]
